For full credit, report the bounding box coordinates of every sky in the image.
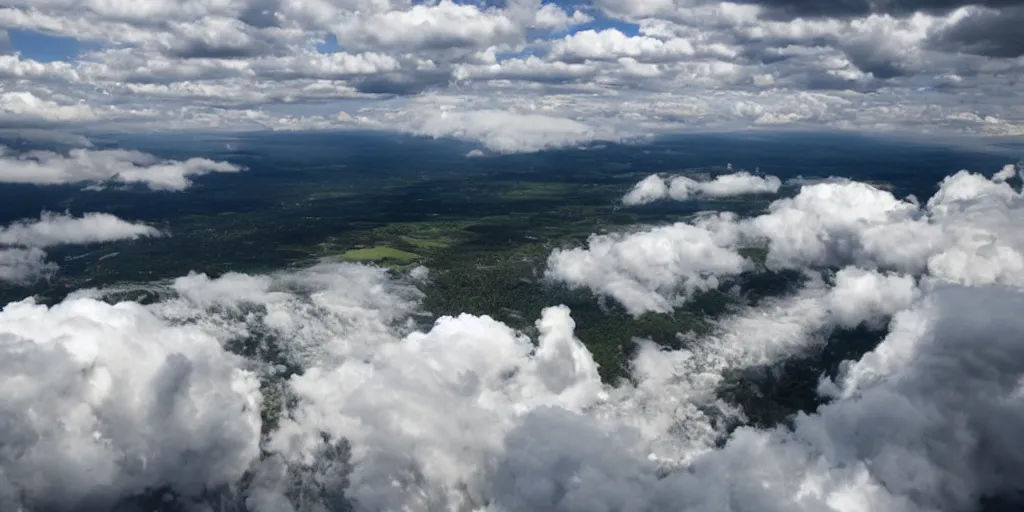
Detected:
[0,0,1022,153]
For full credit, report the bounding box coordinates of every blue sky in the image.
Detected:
[8,29,83,62]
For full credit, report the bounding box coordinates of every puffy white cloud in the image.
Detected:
[622,173,669,206]
[747,165,1024,285]
[0,146,243,190]
[623,170,783,205]
[332,0,522,53]
[401,107,613,153]
[0,91,106,124]
[0,212,159,283]
[685,171,783,198]
[453,55,598,84]
[546,221,752,315]
[557,163,1024,315]
[0,212,160,247]
[478,279,1024,512]
[2,234,1023,512]
[265,305,605,511]
[532,3,593,31]
[826,267,919,329]
[550,29,699,62]
[0,296,262,510]
[485,278,1024,511]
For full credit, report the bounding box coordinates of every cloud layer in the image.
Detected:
[0,0,1021,151]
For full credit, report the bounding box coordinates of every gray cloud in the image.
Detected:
[928,6,1024,58]
[738,0,1022,19]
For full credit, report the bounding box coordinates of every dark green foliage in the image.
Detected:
[716,325,889,430]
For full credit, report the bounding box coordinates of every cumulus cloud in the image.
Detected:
[0,211,160,247]
[402,107,616,153]
[0,258,885,510]
[0,296,262,510]
[532,3,593,31]
[0,146,243,190]
[621,173,669,206]
[546,221,752,315]
[555,163,1024,314]
[623,170,783,205]
[486,281,1024,511]
[0,212,159,283]
[333,0,522,53]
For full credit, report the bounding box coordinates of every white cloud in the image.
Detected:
[487,277,1024,511]
[546,220,751,315]
[402,107,613,153]
[687,171,783,198]
[622,173,669,205]
[1,241,1023,511]
[623,170,783,205]
[332,0,522,52]
[0,212,159,283]
[0,211,160,247]
[0,91,105,123]
[550,29,698,62]
[746,165,1024,284]
[0,296,262,510]
[532,4,593,31]
[557,163,1024,314]
[0,146,243,190]
[826,267,920,329]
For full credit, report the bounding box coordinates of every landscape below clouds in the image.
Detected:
[0,130,1022,511]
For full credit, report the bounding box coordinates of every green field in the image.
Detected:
[338,246,421,263]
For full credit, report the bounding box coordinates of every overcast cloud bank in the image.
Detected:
[0,0,1022,151]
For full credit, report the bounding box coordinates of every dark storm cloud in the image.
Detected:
[928,6,1024,58]
[740,0,1023,19]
